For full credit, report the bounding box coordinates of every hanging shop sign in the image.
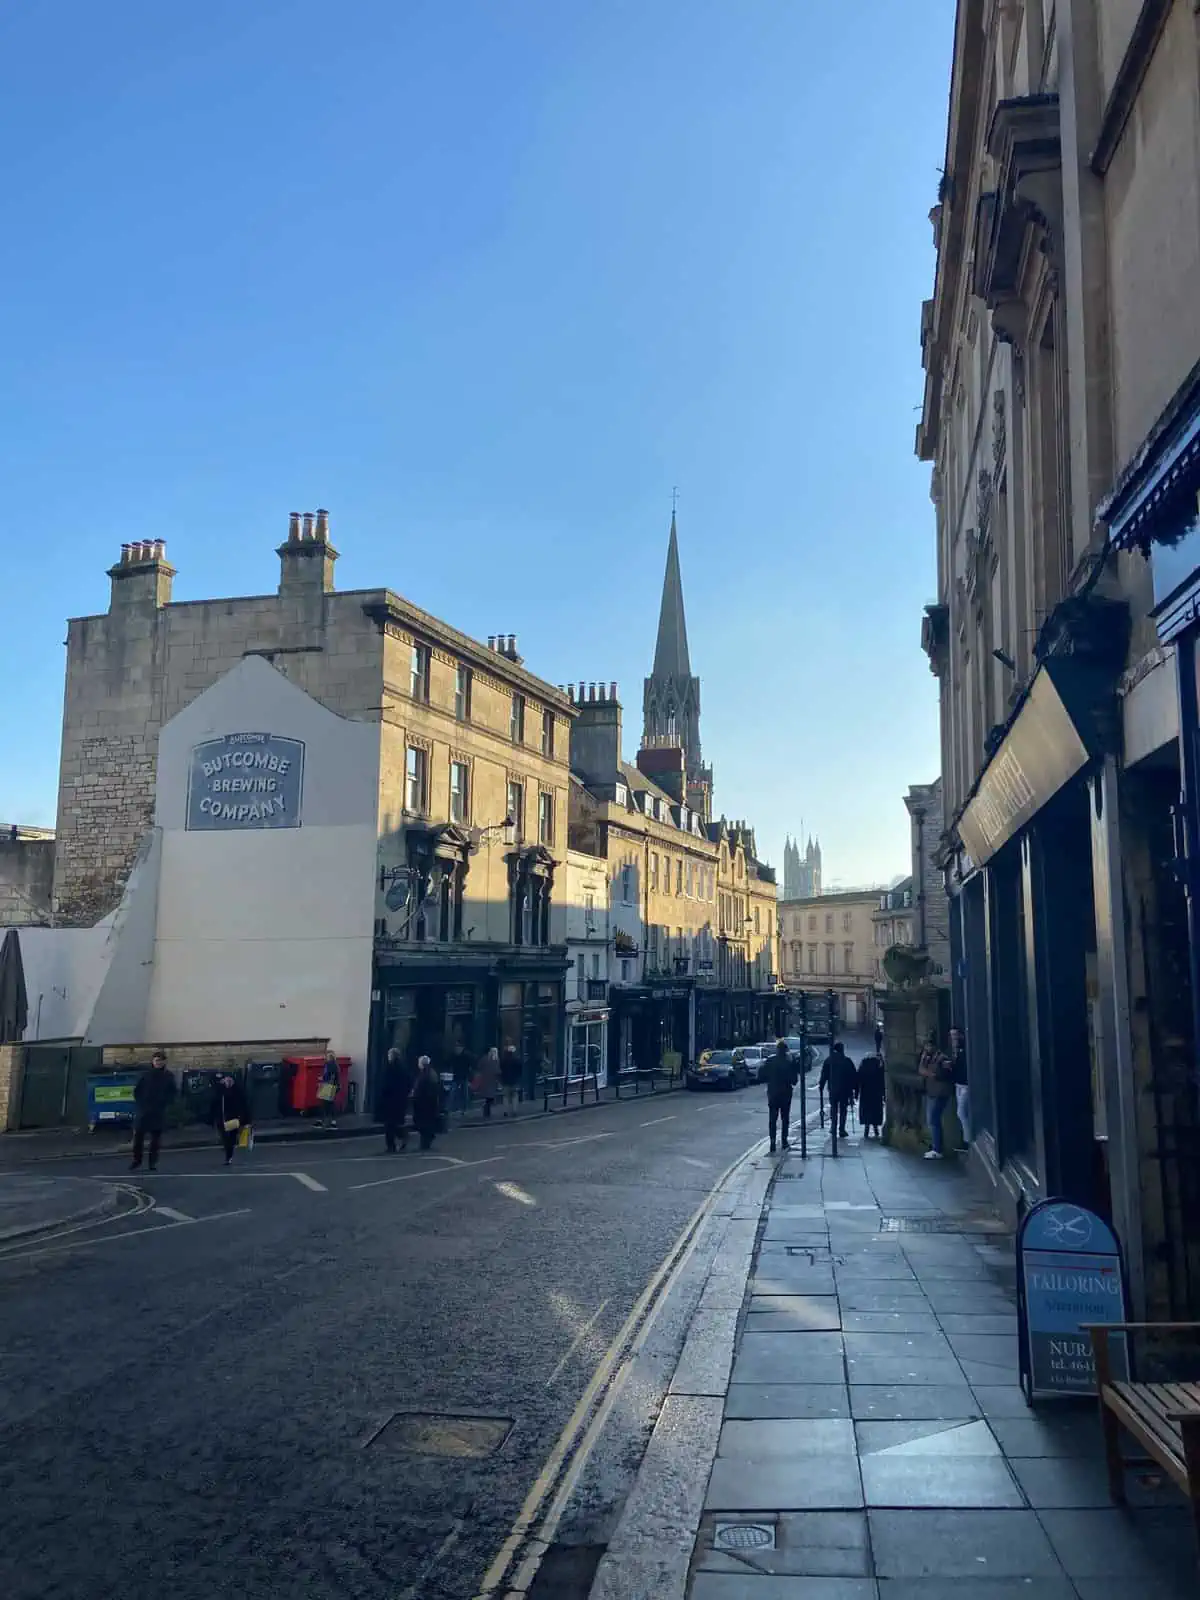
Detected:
[1017,1198,1129,1403]
[186,733,305,830]
[958,669,1090,866]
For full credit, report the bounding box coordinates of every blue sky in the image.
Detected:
[1,0,954,886]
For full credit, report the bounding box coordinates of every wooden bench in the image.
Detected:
[1085,1323,1200,1546]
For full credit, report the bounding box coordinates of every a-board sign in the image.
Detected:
[1016,1198,1128,1403]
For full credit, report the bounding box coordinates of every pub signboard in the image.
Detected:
[186,733,305,831]
[1016,1198,1129,1403]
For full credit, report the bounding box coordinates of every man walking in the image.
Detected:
[765,1038,799,1154]
[130,1050,176,1173]
[819,1042,858,1156]
[378,1047,414,1153]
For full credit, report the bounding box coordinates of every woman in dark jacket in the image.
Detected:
[210,1074,251,1165]
[856,1053,886,1138]
[410,1056,442,1151]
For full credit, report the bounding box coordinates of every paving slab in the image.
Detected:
[1009,1455,1180,1509]
[876,1583,1076,1599]
[718,1418,857,1457]
[855,1419,1000,1456]
[986,1415,1100,1458]
[861,1454,1025,1508]
[844,1332,955,1363]
[868,1509,1063,1579]
[1036,1507,1199,1582]
[694,1510,872,1579]
[724,1385,851,1420]
[935,1313,1017,1335]
[844,1353,961,1386]
[971,1386,1043,1420]
[843,1311,941,1335]
[850,1386,980,1421]
[705,1455,864,1511]
[837,1285,932,1310]
[691,1577,879,1600]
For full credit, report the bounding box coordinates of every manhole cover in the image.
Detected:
[366,1410,514,1459]
[714,1522,775,1551]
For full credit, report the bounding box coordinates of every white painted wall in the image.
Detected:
[117,656,379,1097]
[0,922,112,1040]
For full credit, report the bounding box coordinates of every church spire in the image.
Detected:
[651,511,692,679]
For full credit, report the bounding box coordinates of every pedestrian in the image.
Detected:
[449,1038,475,1115]
[819,1042,858,1153]
[411,1055,441,1151]
[856,1051,885,1139]
[210,1072,250,1166]
[764,1038,799,1154]
[378,1046,414,1153]
[316,1050,341,1129]
[499,1044,522,1118]
[918,1032,954,1159]
[475,1046,500,1119]
[874,1023,884,1057]
[947,1026,970,1148]
[130,1050,177,1173]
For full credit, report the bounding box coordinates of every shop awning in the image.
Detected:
[957,657,1114,868]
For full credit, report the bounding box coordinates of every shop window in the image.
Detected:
[511,692,526,744]
[455,664,472,722]
[405,745,428,815]
[507,779,525,842]
[542,708,555,758]
[410,643,430,703]
[449,761,469,824]
[538,790,554,846]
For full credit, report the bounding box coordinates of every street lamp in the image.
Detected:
[473,813,516,848]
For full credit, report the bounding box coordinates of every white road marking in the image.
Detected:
[141,1170,326,1192]
[639,1114,677,1128]
[533,1132,616,1150]
[153,1204,194,1224]
[679,1157,712,1169]
[544,1298,610,1388]
[0,1208,251,1263]
[350,1155,503,1192]
[494,1181,537,1207]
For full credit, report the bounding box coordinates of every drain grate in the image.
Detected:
[714,1522,775,1552]
[879,1214,1009,1236]
[773,1172,804,1180]
[366,1410,514,1458]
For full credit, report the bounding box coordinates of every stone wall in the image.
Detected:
[0,831,55,925]
[100,1038,328,1070]
[53,528,386,925]
[0,1043,23,1131]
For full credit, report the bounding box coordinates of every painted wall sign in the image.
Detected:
[186,733,305,830]
[1017,1198,1129,1403]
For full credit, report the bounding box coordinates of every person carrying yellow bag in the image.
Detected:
[210,1073,251,1166]
[316,1050,341,1129]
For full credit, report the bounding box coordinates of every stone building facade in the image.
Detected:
[904,777,951,984]
[779,888,883,1029]
[917,0,1200,1316]
[0,826,55,926]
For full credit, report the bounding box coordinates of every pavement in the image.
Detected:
[589,1116,1199,1600]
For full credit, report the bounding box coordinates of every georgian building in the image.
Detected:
[40,512,574,1108]
[779,888,882,1029]
[918,0,1200,1317]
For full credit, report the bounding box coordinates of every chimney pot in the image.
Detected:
[301,512,314,542]
[509,634,517,655]
[288,512,301,543]
[589,682,596,701]
[153,539,165,562]
[610,682,617,700]
[598,684,605,702]
[487,636,495,650]
[315,508,329,541]
[120,544,131,565]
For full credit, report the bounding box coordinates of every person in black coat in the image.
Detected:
[856,1053,885,1139]
[210,1073,250,1165]
[378,1047,415,1153]
[819,1043,858,1147]
[764,1040,800,1154]
[130,1051,177,1172]
[411,1056,442,1151]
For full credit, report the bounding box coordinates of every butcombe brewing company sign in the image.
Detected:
[186,733,305,830]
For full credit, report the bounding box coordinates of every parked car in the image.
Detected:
[686,1049,750,1092]
[740,1045,772,1083]
[784,1036,816,1072]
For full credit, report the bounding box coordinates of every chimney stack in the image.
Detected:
[568,672,623,793]
[107,534,175,611]
[278,507,338,596]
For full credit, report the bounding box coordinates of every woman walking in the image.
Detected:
[856,1051,885,1139]
[411,1056,442,1151]
[499,1044,522,1118]
[210,1073,250,1166]
[316,1051,341,1129]
[476,1047,500,1119]
[378,1046,414,1152]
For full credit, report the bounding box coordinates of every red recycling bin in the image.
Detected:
[284,1055,351,1114]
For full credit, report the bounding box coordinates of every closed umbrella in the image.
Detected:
[0,928,29,1043]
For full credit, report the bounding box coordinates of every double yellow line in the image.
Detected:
[474,1134,767,1599]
